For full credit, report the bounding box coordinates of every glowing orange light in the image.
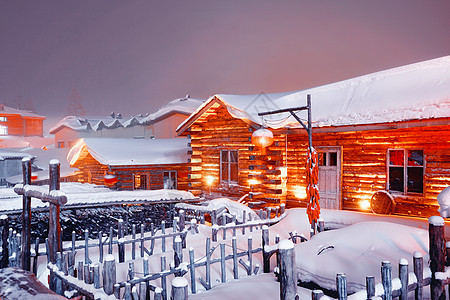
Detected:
[31,173,38,181]
[248,179,260,186]
[251,128,274,155]
[206,175,215,186]
[104,175,118,186]
[360,200,371,210]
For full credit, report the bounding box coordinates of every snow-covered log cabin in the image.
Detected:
[177,56,450,218]
[67,138,191,191]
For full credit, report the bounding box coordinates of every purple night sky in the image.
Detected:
[1,1,449,123]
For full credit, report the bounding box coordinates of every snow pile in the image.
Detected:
[294,221,429,293]
[437,186,450,218]
[68,137,190,166]
[206,198,260,222]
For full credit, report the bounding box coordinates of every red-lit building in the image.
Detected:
[0,104,45,137]
[177,56,450,218]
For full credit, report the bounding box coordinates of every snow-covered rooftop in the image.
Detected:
[0,104,45,118]
[49,96,204,134]
[68,137,190,166]
[178,55,450,132]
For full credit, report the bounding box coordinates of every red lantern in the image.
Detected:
[104,174,118,186]
[251,128,274,155]
[31,173,38,181]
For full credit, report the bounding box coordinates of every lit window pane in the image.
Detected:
[230,150,238,163]
[389,150,404,166]
[230,163,238,182]
[221,151,228,163]
[221,163,228,182]
[319,153,326,166]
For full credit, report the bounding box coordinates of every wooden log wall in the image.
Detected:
[285,123,450,217]
[0,114,43,137]
[187,104,449,217]
[72,152,190,191]
[188,106,287,205]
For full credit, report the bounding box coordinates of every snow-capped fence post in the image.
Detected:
[312,290,324,300]
[212,225,218,242]
[220,243,226,283]
[20,158,32,272]
[114,283,121,298]
[109,226,114,255]
[279,239,297,300]
[77,261,83,280]
[336,273,347,300]
[154,287,162,300]
[398,259,408,300]
[413,252,423,300]
[33,237,40,275]
[48,160,62,292]
[84,229,90,265]
[211,209,217,225]
[280,203,285,215]
[381,261,392,300]
[262,225,271,273]
[429,216,446,300]
[103,254,116,295]
[139,282,147,300]
[98,231,104,263]
[0,214,9,268]
[366,276,375,299]
[171,277,188,300]
[161,221,166,252]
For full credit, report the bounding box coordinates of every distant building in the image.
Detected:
[0,150,33,186]
[67,138,190,191]
[0,104,45,137]
[50,96,203,149]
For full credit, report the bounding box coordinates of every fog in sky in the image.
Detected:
[1,0,449,122]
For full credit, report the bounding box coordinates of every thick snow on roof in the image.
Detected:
[0,104,45,118]
[0,149,33,160]
[50,96,204,134]
[68,137,190,166]
[181,56,450,130]
[141,96,204,124]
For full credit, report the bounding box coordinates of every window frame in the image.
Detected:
[387,149,425,195]
[163,170,177,189]
[0,117,7,122]
[133,173,149,190]
[220,149,239,184]
[0,124,7,135]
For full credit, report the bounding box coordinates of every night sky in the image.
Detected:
[1,0,449,123]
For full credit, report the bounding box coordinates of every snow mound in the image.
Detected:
[295,221,429,293]
[206,198,260,223]
[437,187,450,218]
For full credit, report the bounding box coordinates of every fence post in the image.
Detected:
[337,273,347,300]
[312,290,324,300]
[103,254,116,295]
[398,259,408,300]
[381,261,392,300]
[48,160,61,292]
[413,252,423,300]
[232,237,238,279]
[21,158,32,271]
[262,225,270,273]
[366,276,375,299]
[174,236,183,270]
[429,216,446,300]
[279,239,297,300]
[171,277,188,300]
[189,248,196,293]
[0,215,8,268]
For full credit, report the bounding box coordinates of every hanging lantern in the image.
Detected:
[251,128,274,155]
[31,173,38,181]
[104,174,118,186]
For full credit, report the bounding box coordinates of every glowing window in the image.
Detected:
[133,173,148,190]
[0,125,7,135]
[163,171,177,189]
[388,149,423,194]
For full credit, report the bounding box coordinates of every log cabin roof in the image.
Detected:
[68,137,190,166]
[177,55,450,134]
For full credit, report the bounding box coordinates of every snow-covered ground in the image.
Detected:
[27,203,448,300]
